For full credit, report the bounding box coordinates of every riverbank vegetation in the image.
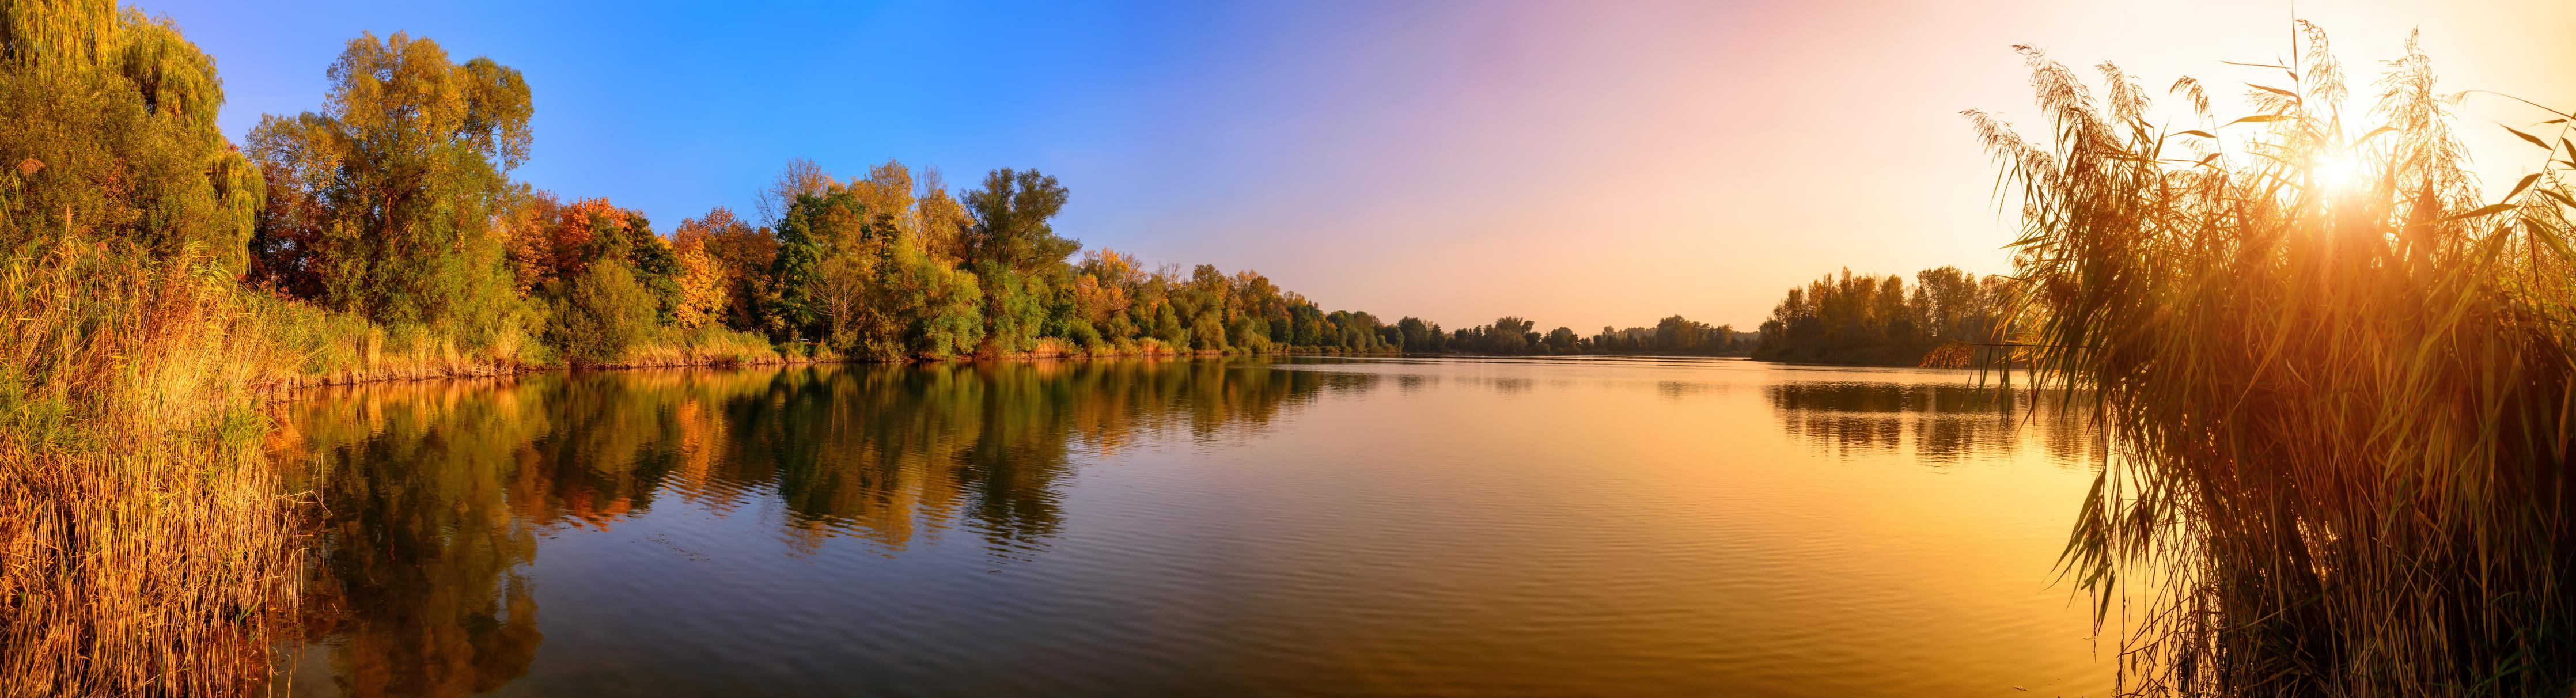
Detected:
[0,3,1770,690]
[1974,23,2576,694]
[0,6,300,691]
[0,2,1390,693]
[1750,265,2009,367]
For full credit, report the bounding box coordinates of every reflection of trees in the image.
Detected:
[731,360,1365,552]
[275,381,549,697]
[272,358,1362,695]
[1764,381,2094,463]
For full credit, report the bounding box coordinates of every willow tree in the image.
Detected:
[0,0,261,268]
[247,31,532,342]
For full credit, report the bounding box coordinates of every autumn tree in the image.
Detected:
[673,206,775,330]
[912,166,970,263]
[668,232,728,329]
[754,157,833,226]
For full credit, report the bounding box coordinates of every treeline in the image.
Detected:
[226,31,1410,366]
[1404,315,1752,356]
[1752,266,2006,366]
[0,7,1416,692]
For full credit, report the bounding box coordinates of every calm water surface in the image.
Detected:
[270,356,2108,696]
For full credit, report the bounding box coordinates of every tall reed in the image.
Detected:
[0,237,300,693]
[1968,23,2576,695]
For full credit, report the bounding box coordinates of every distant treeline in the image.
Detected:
[1752,267,2006,366]
[1397,315,1753,356]
[202,31,1755,367]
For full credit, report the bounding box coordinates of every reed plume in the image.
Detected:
[1970,22,2576,696]
[0,237,300,695]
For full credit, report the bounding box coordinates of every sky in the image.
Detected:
[147,0,2576,331]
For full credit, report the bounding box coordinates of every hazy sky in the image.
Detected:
[149,1,2576,331]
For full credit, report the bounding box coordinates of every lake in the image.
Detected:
[267,356,2109,696]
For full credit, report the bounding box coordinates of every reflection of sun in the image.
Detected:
[2313,152,2359,191]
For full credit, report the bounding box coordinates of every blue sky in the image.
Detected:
[143,1,2576,329]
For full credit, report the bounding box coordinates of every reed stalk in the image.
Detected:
[0,237,298,694]
[1971,22,2576,696]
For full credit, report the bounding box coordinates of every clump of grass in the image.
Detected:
[614,325,792,367]
[248,293,536,386]
[1969,23,2576,695]
[0,237,299,694]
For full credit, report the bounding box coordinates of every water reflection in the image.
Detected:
[270,359,1367,697]
[1766,378,2098,465]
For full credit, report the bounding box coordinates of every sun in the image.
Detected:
[2313,152,2361,192]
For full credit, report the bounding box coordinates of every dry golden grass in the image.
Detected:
[1971,23,2576,696]
[0,237,299,695]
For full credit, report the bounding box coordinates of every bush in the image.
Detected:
[1061,318,1105,350]
[548,261,656,366]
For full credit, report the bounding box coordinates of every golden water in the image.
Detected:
[270,356,2109,696]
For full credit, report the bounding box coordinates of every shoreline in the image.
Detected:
[259,347,1418,394]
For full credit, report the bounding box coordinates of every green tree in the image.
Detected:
[1227,315,1271,353]
[1544,327,1578,353]
[247,31,531,340]
[763,193,832,340]
[879,236,984,358]
[978,262,1047,354]
[1485,317,1533,353]
[959,168,1076,272]
[1396,317,1442,352]
[0,2,262,270]
[1190,312,1228,352]
[550,261,654,366]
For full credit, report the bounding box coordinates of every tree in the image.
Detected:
[247,31,530,340]
[1485,317,1533,353]
[978,261,1048,354]
[669,237,728,330]
[764,207,824,340]
[1544,327,1578,353]
[1,2,262,271]
[1396,317,1443,352]
[863,234,983,359]
[912,166,969,263]
[1752,265,2001,365]
[959,168,1075,272]
[673,206,774,331]
[754,157,832,226]
[768,188,876,348]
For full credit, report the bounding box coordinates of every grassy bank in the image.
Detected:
[0,232,1421,693]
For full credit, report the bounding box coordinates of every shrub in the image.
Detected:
[548,261,656,366]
